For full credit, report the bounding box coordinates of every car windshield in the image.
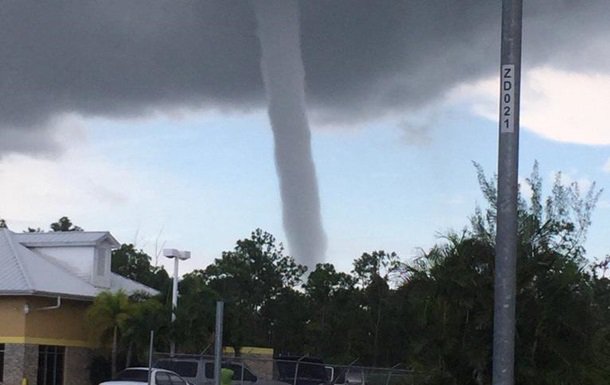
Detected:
[115,369,149,382]
[276,360,326,381]
[203,362,256,381]
[156,360,199,377]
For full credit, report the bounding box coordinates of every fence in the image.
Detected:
[151,353,419,385]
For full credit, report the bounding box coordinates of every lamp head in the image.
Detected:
[163,248,191,260]
[178,251,191,261]
[163,248,180,259]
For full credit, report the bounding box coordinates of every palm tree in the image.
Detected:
[122,298,171,364]
[86,290,133,377]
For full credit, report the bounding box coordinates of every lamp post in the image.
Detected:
[163,248,191,355]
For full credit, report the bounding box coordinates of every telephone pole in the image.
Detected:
[492,1,522,385]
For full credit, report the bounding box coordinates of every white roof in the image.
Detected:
[0,229,157,300]
[13,231,120,247]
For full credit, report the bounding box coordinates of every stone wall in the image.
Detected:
[2,343,24,385]
[64,347,92,385]
[1,344,93,385]
[2,343,38,385]
[23,345,38,385]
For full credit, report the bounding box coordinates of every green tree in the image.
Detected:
[261,287,310,354]
[173,272,218,353]
[589,263,610,383]
[111,244,171,293]
[352,250,400,287]
[399,163,607,385]
[352,250,400,365]
[303,263,359,360]
[470,161,601,258]
[403,235,494,384]
[86,291,132,377]
[50,216,83,231]
[122,297,170,365]
[201,228,306,352]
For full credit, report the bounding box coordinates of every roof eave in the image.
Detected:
[0,291,95,302]
[97,232,121,248]
[18,241,100,247]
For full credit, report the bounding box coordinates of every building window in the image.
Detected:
[37,345,64,385]
[0,343,5,382]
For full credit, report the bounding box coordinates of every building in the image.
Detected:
[0,229,157,385]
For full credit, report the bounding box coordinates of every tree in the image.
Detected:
[352,250,400,288]
[172,272,218,353]
[303,263,359,360]
[352,250,400,365]
[50,216,83,231]
[398,163,608,385]
[402,235,495,385]
[121,297,170,365]
[470,161,601,259]
[201,228,306,352]
[86,291,132,377]
[261,287,310,354]
[111,244,171,293]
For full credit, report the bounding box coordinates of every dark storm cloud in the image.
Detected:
[2,1,610,154]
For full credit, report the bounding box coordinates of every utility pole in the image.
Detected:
[213,301,224,385]
[493,1,522,385]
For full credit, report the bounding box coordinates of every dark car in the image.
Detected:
[329,368,365,385]
[275,356,328,385]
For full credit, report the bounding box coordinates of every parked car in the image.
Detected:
[329,368,365,385]
[155,357,288,385]
[99,367,192,385]
[275,356,328,385]
[324,367,334,384]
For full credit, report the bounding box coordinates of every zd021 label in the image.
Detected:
[500,64,515,134]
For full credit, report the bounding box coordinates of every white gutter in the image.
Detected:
[24,296,62,314]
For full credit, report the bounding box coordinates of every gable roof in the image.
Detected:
[0,229,157,300]
[13,231,120,247]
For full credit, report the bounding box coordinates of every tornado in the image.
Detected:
[253,0,327,267]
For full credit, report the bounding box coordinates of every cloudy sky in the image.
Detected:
[1,1,609,273]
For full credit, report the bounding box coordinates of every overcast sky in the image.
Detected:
[1,1,610,273]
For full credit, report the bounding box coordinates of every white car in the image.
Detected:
[100,367,192,385]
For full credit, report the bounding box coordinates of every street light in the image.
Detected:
[163,248,191,355]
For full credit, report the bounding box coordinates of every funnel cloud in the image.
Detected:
[253,0,327,267]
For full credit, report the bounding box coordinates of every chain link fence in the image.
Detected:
[151,353,420,385]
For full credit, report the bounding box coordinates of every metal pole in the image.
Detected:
[385,363,401,385]
[240,360,245,385]
[148,330,154,385]
[293,355,305,385]
[170,256,179,355]
[214,301,225,385]
[493,1,522,385]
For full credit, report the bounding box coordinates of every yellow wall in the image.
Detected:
[223,346,274,356]
[0,296,27,337]
[0,296,93,348]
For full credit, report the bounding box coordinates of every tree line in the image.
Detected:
[22,164,610,385]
